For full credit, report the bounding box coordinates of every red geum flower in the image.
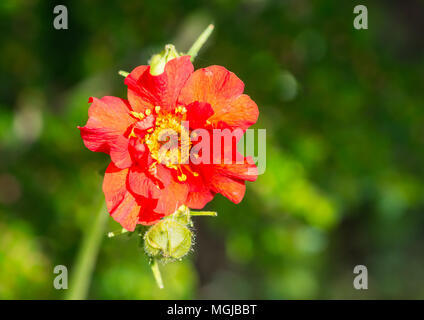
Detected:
[78,56,259,231]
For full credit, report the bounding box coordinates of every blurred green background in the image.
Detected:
[1,0,424,299]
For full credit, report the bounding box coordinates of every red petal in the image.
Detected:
[109,191,141,231]
[185,101,214,129]
[128,140,147,164]
[138,213,164,225]
[214,155,258,182]
[179,65,258,130]
[186,188,214,209]
[102,163,141,231]
[109,135,132,169]
[210,173,246,204]
[210,94,258,131]
[125,65,152,113]
[128,166,161,199]
[79,97,134,167]
[179,65,244,105]
[137,199,164,225]
[102,163,171,229]
[155,181,189,215]
[125,56,194,112]
[102,162,128,213]
[155,164,172,186]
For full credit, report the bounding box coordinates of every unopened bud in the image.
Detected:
[144,219,192,260]
[149,44,180,76]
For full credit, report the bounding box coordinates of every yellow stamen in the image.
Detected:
[155,106,161,113]
[177,174,187,182]
[145,109,152,116]
[130,111,145,120]
[148,162,157,175]
[129,128,137,138]
[175,106,187,114]
[182,165,199,178]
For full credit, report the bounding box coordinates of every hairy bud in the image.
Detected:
[144,211,193,260]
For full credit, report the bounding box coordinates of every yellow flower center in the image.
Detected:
[145,112,191,173]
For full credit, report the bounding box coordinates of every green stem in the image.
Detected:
[150,258,164,289]
[187,24,214,62]
[66,202,108,300]
[190,211,218,217]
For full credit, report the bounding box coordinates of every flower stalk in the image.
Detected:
[150,258,164,289]
[190,211,218,217]
[66,202,108,300]
[187,24,215,61]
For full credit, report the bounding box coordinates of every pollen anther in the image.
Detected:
[177,174,187,182]
[130,111,145,120]
[129,128,137,138]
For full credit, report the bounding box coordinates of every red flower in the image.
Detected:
[79,56,258,231]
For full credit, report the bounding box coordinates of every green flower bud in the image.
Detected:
[149,44,180,76]
[172,205,192,226]
[144,219,192,260]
